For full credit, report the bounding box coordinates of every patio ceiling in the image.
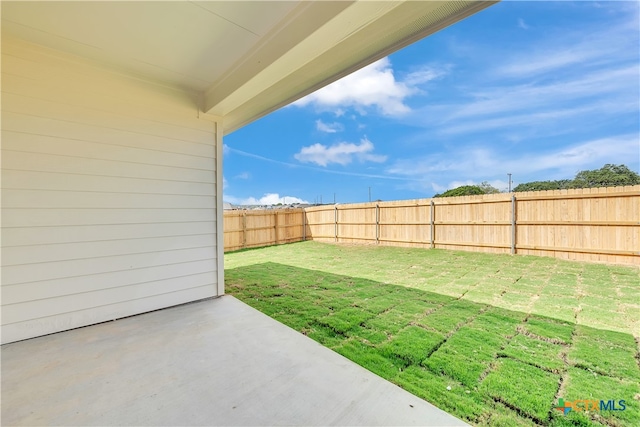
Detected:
[2,0,496,133]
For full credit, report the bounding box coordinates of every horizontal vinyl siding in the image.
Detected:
[4,277,216,323]
[3,209,216,227]
[3,126,215,170]
[2,222,216,245]
[1,37,219,343]
[2,150,215,183]
[4,286,217,343]
[3,234,216,266]
[4,261,216,306]
[3,247,216,285]
[2,170,215,196]
[2,189,215,209]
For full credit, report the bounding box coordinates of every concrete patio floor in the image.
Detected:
[2,295,467,426]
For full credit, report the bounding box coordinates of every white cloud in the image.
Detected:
[430,182,447,193]
[403,66,447,86]
[315,119,344,133]
[403,63,638,142]
[223,176,228,190]
[450,65,637,121]
[294,137,387,167]
[439,100,637,136]
[400,12,638,142]
[501,49,600,78]
[225,193,309,206]
[517,18,530,30]
[234,172,251,179]
[293,57,446,116]
[226,144,409,180]
[499,16,636,78]
[387,135,639,180]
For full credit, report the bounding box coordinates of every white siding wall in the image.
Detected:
[1,37,220,344]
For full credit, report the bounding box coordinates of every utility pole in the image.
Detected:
[368,187,371,202]
[508,173,512,192]
[320,195,322,204]
[333,193,336,204]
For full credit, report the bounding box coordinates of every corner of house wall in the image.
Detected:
[215,120,225,296]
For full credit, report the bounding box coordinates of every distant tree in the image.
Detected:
[571,164,640,188]
[513,179,573,192]
[435,181,501,198]
[434,185,485,198]
[478,181,501,194]
[514,164,639,192]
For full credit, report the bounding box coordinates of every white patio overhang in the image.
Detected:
[3,1,496,131]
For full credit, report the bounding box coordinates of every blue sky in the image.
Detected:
[223,1,640,205]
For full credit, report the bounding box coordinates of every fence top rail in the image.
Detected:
[224,208,304,216]
[434,198,512,206]
[333,200,432,209]
[514,185,639,198]
[516,190,640,201]
[305,206,338,213]
[337,205,377,211]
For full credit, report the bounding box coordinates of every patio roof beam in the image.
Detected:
[203,0,354,117]
[205,0,497,133]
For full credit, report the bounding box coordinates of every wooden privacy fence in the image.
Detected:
[224,186,640,265]
[223,209,305,252]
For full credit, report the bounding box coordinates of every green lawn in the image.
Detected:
[225,241,640,427]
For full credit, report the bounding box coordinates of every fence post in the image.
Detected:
[511,194,516,254]
[242,212,247,249]
[275,211,279,245]
[375,204,380,244]
[334,206,338,242]
[302,209,306,242]
[430,200,435,249]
